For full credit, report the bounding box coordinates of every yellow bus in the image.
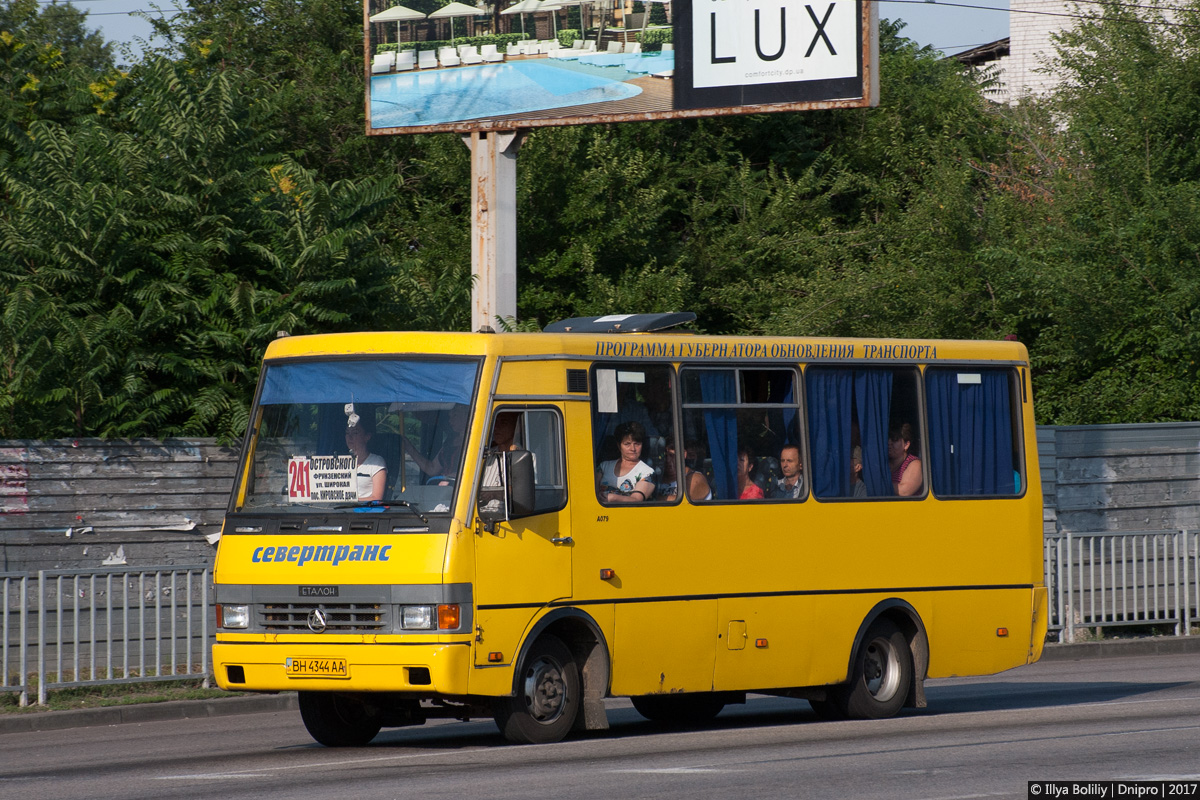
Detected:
[212,313,1047,745]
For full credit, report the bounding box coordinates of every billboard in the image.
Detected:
[365,0,878,135]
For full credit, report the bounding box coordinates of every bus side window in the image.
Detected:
[483,408,567,514]
[591,365,676,505]
[924,368,1022,497]
[680,367,802,502]
[806,366,923,500]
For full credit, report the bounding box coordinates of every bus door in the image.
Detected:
[473,405,572,666]
[572,363,719,696]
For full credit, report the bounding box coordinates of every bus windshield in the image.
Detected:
[239,357,480,515]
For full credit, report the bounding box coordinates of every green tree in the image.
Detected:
[983,3,1200,423]
[0,0,113,70]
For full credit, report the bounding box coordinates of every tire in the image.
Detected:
[838,618,913,720]
[631,693,726,725]
[298,691,383,747]
[494,634,580,744]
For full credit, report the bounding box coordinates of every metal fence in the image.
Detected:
[1,572,30,706]
[2,565,210,706]
[1044,530,1199,642]
[5,537,1200,704]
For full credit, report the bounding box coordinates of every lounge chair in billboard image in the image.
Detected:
[371,52,395,74]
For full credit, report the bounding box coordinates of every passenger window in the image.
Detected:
[480,408,567,514]
[680,367,803,502]
[805,367,924,499]
[591,365,676,504]
[925,368,1022,496]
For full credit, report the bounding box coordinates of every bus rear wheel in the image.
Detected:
[298,691,383,747]
[494,634,580,744]
[631,693,726,725]
[838,618,913,720]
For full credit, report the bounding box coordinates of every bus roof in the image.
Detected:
[263,329,1030,366]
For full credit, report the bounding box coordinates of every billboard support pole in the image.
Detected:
[464,130,526,332]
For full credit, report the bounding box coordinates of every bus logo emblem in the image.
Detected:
[307,609,328,633]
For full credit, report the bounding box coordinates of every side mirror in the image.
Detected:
[478,450,536,529]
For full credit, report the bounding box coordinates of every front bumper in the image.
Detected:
[213,640,473,694]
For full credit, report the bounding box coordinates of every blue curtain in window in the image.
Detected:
[807,369,852,497]
[926,370,1015,495]
[854,370,893,496]
[700,371,738,500]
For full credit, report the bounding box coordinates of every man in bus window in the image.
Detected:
[768,444,805,500]
[850,446,868,498]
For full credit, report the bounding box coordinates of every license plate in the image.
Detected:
[285,656,349,678]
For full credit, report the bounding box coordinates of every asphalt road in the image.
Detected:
[3,652,1199,800]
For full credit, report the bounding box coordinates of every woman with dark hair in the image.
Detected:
[737,445,764,500]
[346,416,387,501]
[597,420,655,503]
[888,422,923,497]
[656,439,712,502]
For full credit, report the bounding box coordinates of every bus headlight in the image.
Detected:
[400,605,434,630]
[218,604,250,629]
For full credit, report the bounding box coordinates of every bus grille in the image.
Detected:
[260,603,388,632]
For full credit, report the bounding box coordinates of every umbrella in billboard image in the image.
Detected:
[500,0,543,35]
[428,1,484,43]
[369,4,427,44]
[539,0,562,37]
[540,0,592,43]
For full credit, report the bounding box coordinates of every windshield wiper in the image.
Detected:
[333,500,429,524]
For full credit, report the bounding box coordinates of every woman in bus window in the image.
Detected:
[346,417,387,501]
[597,421,656,503]
[656,439,713,502]
[888,423,923,497]
[737,445,765,500]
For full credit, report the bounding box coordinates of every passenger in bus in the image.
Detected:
[597,420,656,503]
[850,445,868,498]
[767,444,804,499]
[656,439,712,502]
[482,412,521,487]
[737,445,765,500]
[346,418,387,501]
[888,423,923,496]
[403,404,468,484]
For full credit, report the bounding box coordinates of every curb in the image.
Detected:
[1039,635,1200,661]
[4,637,1197,734]
[0,692,297,735]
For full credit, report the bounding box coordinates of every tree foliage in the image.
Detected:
[4,2,1200,438]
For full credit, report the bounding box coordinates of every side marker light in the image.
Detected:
[755,639,769,648]
[488,652,503,663]
[996,627,1009,637]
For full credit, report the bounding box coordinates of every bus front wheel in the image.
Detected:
[494,634,580,744]
[839,618,913,720]
[298,691,383,747]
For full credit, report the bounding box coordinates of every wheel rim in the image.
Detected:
[521,655,567,724]
[863,636,902,701]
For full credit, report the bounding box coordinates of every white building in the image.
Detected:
[953,0,1181,103]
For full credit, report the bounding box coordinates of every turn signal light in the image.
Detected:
[996,627,1009,637]
[488,652,503,663]
[438,604,460,629]
[600,569,616,580]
